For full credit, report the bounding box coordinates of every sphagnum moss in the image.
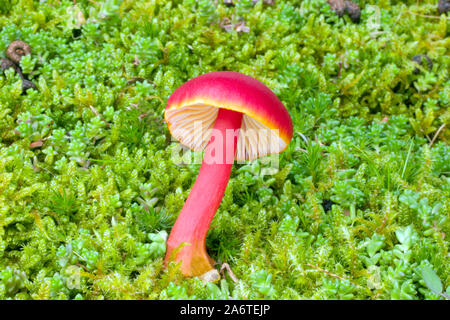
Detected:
[0,0,449,300]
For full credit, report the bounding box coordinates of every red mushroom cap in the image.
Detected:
[165,71,293,161]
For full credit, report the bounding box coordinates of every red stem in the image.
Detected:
[164,108,243,277]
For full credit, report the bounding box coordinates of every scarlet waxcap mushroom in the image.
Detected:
[165,71,293,161]
[164,71,292,280]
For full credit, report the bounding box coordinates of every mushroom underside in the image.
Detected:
[166,104,286,161]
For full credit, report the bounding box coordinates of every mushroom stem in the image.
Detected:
[165,108,243,277]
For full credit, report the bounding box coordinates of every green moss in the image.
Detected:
[0,0,449,300]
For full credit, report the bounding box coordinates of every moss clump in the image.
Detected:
[0,0,449,300]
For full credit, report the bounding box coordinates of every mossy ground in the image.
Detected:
[0,0,449,300]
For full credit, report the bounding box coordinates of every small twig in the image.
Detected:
[401,139,414,179]
[75,262,90,273]
[306,263,360,288]
[429,123,446,147]
[396,9,450,24]
[219,263,239,283]
[89,105,100,117]
[88,105,110,128]
[405,10,450,20]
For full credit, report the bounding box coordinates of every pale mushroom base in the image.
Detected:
[165,240,220,282]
